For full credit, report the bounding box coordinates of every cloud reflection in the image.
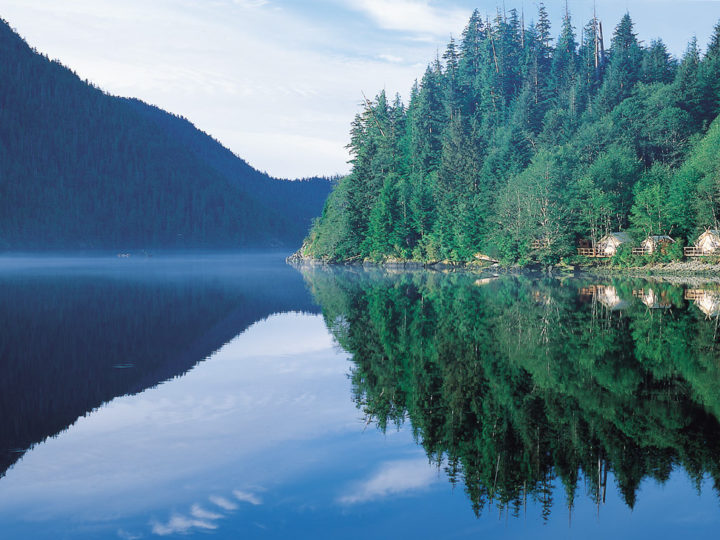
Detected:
[0,313,353,529]
[209,495,238,511]
[233,490,263,505]
[151,487,263,536]
[190,504,222,520]
[151,513,218,536]
[338,458,440,505]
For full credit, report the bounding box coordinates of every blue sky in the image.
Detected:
[3,1,719,178]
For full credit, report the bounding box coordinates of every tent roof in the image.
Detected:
[601,232,632,243]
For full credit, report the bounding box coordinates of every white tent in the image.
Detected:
[597,232,632,256]
[639,235,674,254]
[694,230,720,255]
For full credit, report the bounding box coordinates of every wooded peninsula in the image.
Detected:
[300,7,720,268]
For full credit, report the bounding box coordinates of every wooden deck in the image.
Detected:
[578,285,599,297]
[685,288,709,300]
[577,247,609,258]
[684,246,714,257]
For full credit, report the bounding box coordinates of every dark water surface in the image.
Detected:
[1,253,720,538]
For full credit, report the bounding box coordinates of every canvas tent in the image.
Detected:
[636,235,674,254]
[695,229,720,255]
[596,232,632,257]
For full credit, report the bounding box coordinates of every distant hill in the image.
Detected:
[0,19,332,249]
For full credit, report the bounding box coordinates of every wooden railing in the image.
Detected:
[685,288,707,300]
[631,247,650,255]
[577,247,610,258]
[684,246,708,257]
[578,285,599,297]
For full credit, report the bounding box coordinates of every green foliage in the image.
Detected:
[668,117,720,238]
[642,40,676,84]
[665,237,685,261]
[610,242,639,267]
[597,14,643,111]
[629,164,673,237]
[304,9,720,265]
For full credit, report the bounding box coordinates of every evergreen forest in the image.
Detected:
[0,19,331,249]
[303,7,720,264]
[303,267,720,518]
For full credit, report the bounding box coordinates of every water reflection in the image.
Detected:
[687,288,720,318]
[300,267,720,520]
[0,253,319,479]
[3,258,720,537]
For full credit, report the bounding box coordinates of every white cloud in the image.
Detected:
[151,514,217,536]
[378,53,405,63]
[117,530,142,540]
[152,492,242,536]
[232,0,270,7]
[233,490,263,505]
[338,457,440,504]
[190,504,223,520]
[209,495,239,511]
[345,0,468,35]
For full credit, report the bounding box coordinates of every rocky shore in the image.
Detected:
[288,249,720,279]
[585,260,720,278]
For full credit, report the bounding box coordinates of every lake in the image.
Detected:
[1,252,720,539]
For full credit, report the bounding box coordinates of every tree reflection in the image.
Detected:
[303,268,720,518]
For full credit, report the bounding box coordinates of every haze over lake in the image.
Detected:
[1,252,720,538]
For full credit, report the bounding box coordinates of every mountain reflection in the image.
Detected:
[301,267,720,519]
[0,254,318,479]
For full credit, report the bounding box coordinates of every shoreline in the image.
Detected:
[287,251,720,279]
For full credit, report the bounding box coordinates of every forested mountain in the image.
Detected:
[303,7,720,264]
[0,19,331,249]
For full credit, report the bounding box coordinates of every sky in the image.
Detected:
[2,1,719,179]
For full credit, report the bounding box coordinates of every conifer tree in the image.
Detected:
[641,40,675,84]
[597,14,642,110]
[675,38,704,128]
[551,11,578,112]
[410,66,445,176]
[699,21,720,122]
[442,37,461,118]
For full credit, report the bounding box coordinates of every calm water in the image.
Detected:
[1,253,720,539]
